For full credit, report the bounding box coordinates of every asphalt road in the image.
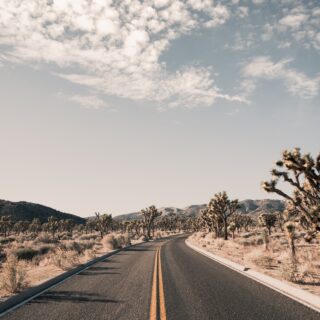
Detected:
[1,235,319,320]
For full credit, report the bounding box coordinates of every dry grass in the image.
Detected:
[0,230,147,299]
[50,248,80,271]
[190,228,320,296]
[0,252,28,294]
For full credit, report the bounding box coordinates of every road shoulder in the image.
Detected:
[185,238,320,313]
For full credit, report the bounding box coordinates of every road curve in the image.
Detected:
[1,235,319,320]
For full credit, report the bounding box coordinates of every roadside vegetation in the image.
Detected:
[189,148,320,295]
[0,206,191,298]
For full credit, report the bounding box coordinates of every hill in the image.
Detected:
[0,199,85,224]
[114,199,284,221]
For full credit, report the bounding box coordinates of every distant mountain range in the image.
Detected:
[0,200,85,224]
[0,199,285,224]
[114,199,285,221]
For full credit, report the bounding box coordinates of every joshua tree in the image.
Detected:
[258,213,277,235]
[85,218,96,234]
[61,219,75,233]
[284,221,296,261]
[208,192,240,240]
[275,211,285,231]
[13,221,29,235]
[262,148,320,236]
[47,216,59,238]
[0,215,13,238]
[141,205,162,239]
[228,222,236,239]
[95,212,112,237]
[29,218,42,233]
[241,215,254,232]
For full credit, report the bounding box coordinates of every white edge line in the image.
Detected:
[185,239,320,314]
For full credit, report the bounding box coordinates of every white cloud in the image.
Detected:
[252,0,265,5]
[243,56,320,98]
[0,0,239,109]
[279,14,308,29]
[58,92,107,109]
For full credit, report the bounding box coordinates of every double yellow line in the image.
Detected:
[150,246,167,320]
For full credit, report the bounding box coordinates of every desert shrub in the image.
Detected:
[256,238,264,245]
[122,233,131,246]
[80,240,95,251]
[241,232,255,239]
[35,233,59,244]
[59,232,72,240]
[15,248,39,261]
[0,254,27,293]
[0,237,15,245]
[280,262,299,282]
[239,239,254,247]
[103,235,118,250]
[37,245,52,255]
[51,249,80,270]
[249,251,274,269]
[138,235,147,242]
[204,233,215,242]
[114,235,125,248]
[63,241,83,254]
[84,249,96,260]
[216,239,225,250]
[78,233,99,241]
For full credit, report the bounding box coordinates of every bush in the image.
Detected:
[63,241,83,254]
[114,235,125,248]
[51,249,80,271]
[35,233,58,244]
[216,239,225,250]
[122,233,131,246]
[249,251,274,269]
[103,235,118,250]
[280,262,299,282]
[0,238,15,245]
[78,234,99,241]
[0,254,27,293]
[15,248,38,261]
[37,245,52,255]
[138,235,148,242]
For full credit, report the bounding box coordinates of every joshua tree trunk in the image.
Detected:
[224,219,228,240]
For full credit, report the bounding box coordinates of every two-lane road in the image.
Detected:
[1,236,319,319]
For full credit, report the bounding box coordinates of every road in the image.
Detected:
[1,235,319,320]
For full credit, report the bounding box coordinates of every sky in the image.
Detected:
[0,0,319,217]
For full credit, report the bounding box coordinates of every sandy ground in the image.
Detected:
[189,231,320,296]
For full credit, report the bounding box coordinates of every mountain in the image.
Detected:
[0,199,85,224]
[114,199,284,221]
[238,199,285,216]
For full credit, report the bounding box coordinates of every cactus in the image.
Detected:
[284,221,296,261]
[0,215,13,238]
[140,205,162,239]
[258,213,277,235]
[208,192,240,240]
[228,222,236,239]
[262,148,320,236]
[95,212,112,237]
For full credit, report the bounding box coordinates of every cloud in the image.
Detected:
[58,92,107,109]
[243,56,320,98]
[252,0,265,5]
[279,14,308,29]
[0,0,242,109]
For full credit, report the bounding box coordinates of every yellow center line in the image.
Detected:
[150,247,159,320]
[158,246,167,320]
[150,245,167,320]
